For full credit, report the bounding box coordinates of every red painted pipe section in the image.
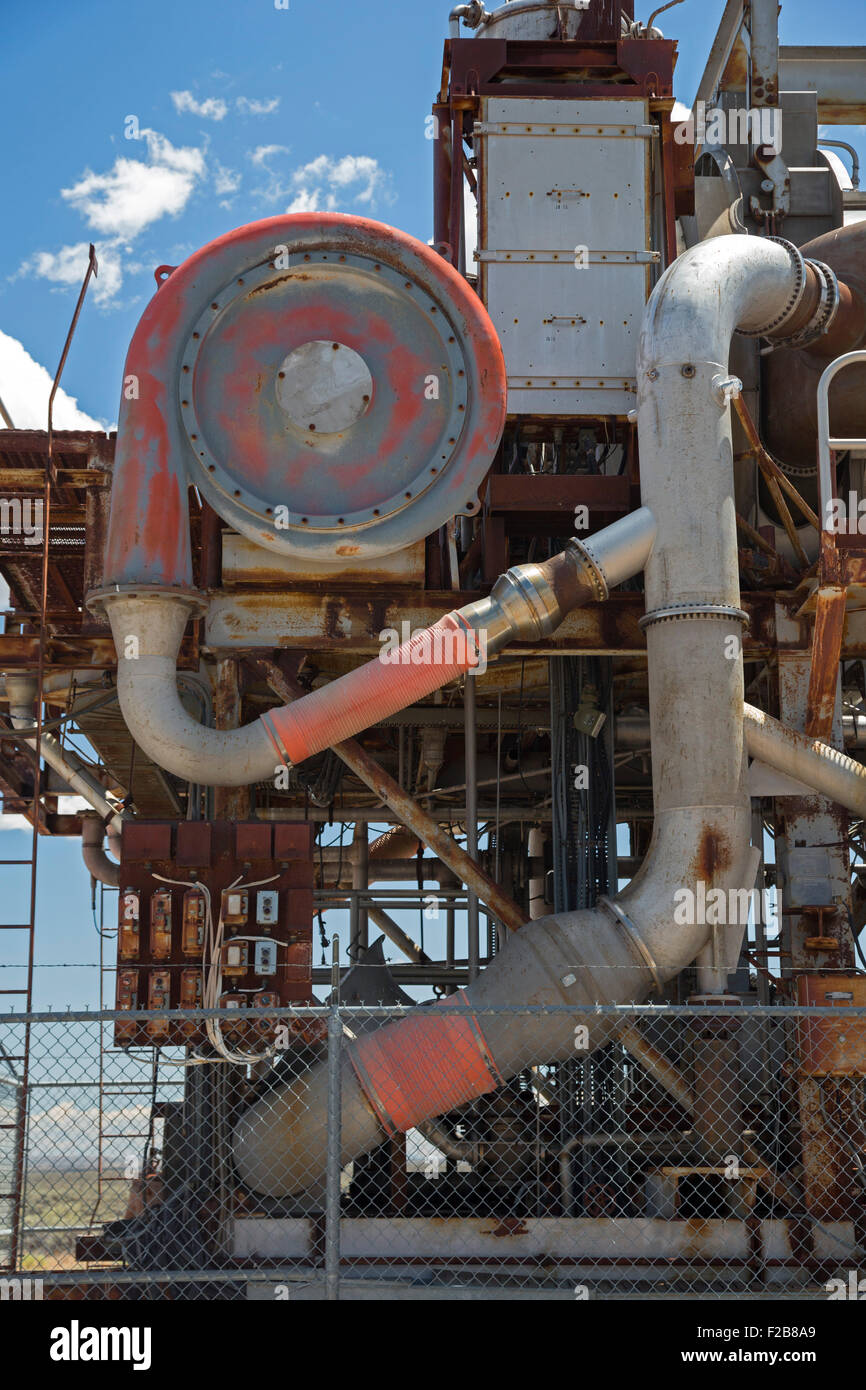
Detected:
[260,612,481,766]
[347,997,503,1136]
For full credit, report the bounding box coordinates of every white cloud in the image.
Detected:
[214,163,241,197]
[17,240,124,306]
[250,144,289,167]
[286,187,321,213]
[236,96,280,116]
[0,328,106,431]
[286,155,390,213]
[61,129,207,240]
[171,90,228,121]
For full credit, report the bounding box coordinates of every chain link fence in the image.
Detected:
[1,1003,865,1300]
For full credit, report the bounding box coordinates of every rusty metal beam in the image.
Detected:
[0,469,110,489]
[805,587,847,740]
[249,658,527,934]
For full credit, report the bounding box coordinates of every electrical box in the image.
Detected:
[147,970,171,1040]
[254,940,278,976]
[221,939,249,976]
[219,993,246,1034]
[797,975,866,1075]
[119,888,140,960]
[182,887,207,956]
[252,990,279,1034]
[476,97,656,418]
[179,968,202,1036]
[149,889,172,960]
[116,969,138,1043]
[256,890,279,927]
[221,889,249,926]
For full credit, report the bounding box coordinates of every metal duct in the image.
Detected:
[232,235,833,1197]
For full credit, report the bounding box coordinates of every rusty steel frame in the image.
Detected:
[1,246,99,1272]
[248,657,526,935]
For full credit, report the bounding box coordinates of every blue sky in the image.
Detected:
[0,0,859,1011]
[2,0,864,428]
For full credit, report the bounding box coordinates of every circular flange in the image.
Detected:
[176,216,506,561]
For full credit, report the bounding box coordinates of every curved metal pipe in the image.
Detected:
[4,675,124,836]
[81,813,121,888]
[232,236,824,1197]
[743,704,866,815]
[100,509,656,788]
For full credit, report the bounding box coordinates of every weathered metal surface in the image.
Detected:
[797,975,866,1075]
[213,657,250,821]
[204,588,786,657]
[232,1214,858,1262]
[477,96,652,418]
[102,214,507,584]
[449,37,676,101]
[220,533,427,588]
[778,46,866,122]
[805,586,847,740]
[475,0,623,42]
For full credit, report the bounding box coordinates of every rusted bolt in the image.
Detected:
[646,368,659,381]
[682,364,696,378]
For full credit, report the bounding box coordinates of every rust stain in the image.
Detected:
[322,597,345,643]
[335,544,361,556]
[484,1217,529,1238]
[694,828,732,883]
[248,272,314,296]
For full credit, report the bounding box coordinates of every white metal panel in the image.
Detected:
[478,97,655,417]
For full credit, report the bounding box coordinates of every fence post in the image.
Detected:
[325,938,342,1300]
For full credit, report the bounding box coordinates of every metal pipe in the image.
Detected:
[4,674,124,835]
[449,2,487,39]
[350,823,369,962]
[366,905,431,966]
[743,703,866,815]
[99,509,655,788]
[527,827,548,920]
[749,0,779,106]
[818,139,861,190]
[465,675,480,983]
[81,813,121,888]
[232,236,823,1197]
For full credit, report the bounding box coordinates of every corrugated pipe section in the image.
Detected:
[232,234,839,1197]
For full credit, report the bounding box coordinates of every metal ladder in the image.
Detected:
[804,350,866,741]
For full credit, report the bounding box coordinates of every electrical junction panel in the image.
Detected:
[476,98,658,418]
[112,821,314,1048]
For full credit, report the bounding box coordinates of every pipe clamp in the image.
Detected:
[599,896,663,995]
[639,603,749,630]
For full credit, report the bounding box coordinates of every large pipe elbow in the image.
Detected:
[81,813,121,888]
